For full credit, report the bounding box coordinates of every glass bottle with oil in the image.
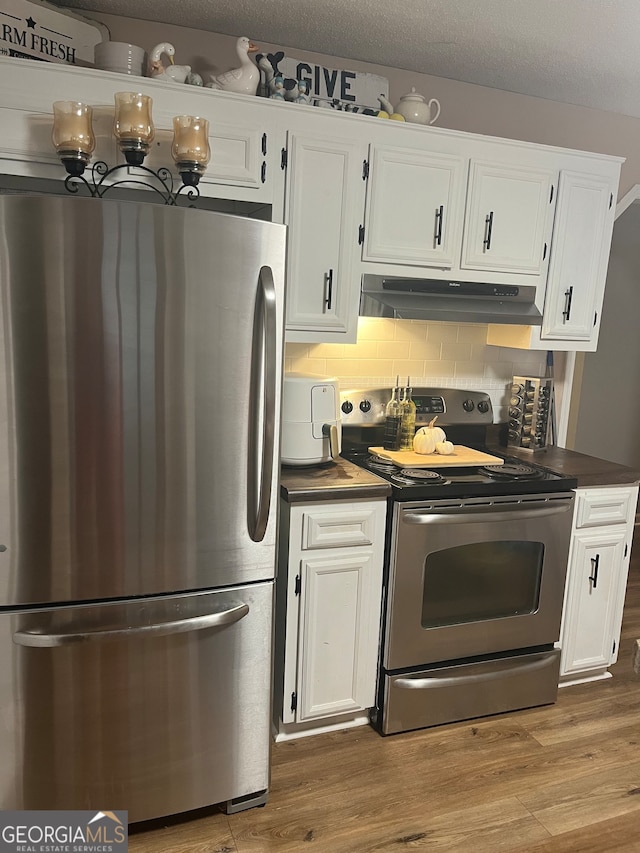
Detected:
[399,378,416,451]
[383,376,402,450]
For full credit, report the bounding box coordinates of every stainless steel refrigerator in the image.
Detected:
[0,194,286,821]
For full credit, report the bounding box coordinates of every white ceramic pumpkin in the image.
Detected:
[413,417,448,454]
[413,428,436,454]
[435,440,455,455]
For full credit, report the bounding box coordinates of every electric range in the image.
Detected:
[339,387,577,499]
[339,387,577,735]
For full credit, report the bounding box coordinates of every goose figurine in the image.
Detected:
[206,37,260,95]
[257,53,275,97]
[148,43,192,84]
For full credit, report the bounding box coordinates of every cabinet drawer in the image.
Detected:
[302,509,377,549]
[575,489,634,528]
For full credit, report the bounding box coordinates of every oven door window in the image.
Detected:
[422,541,544,628]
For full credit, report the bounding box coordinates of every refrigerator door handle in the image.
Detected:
[13,602,250,648]
[247,265,277,543]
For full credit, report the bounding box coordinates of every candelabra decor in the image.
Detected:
[51,93,211,205]
[52,101,96,176]
[171,115,211,186]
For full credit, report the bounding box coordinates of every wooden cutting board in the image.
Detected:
[368,445,505,468]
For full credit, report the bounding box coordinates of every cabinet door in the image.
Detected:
[145,120,268,194]
[560,528,626,678]
[284,132,367,337]
[296,550,381,722]
[362,145,466,267]
[461,161,555,274]
[541,171,616,341]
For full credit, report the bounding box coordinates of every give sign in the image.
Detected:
[278,55,389,111]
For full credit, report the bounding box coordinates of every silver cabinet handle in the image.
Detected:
[395,654,554,690]
[13,602,250,647]
[403,499,573,525]
[247,265,277,542]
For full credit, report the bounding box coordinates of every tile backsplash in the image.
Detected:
[284,319,548,423]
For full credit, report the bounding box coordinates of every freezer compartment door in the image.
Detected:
[1,583,273,822]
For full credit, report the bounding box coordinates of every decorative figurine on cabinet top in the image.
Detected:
[269,75,285,99]
[148,43,193,84]
[295,80,310,104]
[378,88,441,125]
[206,36,260,95]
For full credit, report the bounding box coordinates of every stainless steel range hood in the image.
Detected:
[360,275,543,325]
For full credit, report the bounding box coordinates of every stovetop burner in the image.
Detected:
[391,468,448,486]
[367,454,398,474]
[480,463,544,480]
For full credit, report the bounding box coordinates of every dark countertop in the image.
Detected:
[488,440,640,489]
[280,458,391,503]
[280,438,640,503]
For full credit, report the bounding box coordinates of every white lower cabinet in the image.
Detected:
[274,498,386,739]
[559,485,638,684]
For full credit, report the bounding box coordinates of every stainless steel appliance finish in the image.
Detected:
[378,491,573,734]
[2,584,273,820]
[359,275,543,325]
[382,649,561,734]
[339,387,576,735]
[385,493,575,670]
[0,195,287,818]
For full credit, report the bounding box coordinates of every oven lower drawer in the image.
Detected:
[379,648,560,735]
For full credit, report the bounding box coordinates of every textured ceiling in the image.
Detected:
[47,0,640,119]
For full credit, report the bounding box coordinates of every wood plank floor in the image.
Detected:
[130,546,640,852]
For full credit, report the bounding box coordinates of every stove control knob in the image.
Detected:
[341,400,353,415]
[477,400,490,414]
[463,399,475,412]
[359,399,372,413]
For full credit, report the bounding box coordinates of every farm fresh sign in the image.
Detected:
[0,0,105,64]
[278,55,388,111]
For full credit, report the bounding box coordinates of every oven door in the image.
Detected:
[384,492,574,670]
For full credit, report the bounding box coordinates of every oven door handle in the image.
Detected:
[402,500,573,525]
[394,653,555,689]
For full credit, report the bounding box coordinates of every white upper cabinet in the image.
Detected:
[283,130,368,341]
[541,170,616,341]
[461,161,555,275]
[362,145,466,268]
[487,168,619,351]
[0,57,278,203]
[0,56,624,350]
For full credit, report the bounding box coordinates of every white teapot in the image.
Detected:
[395,88,441,125]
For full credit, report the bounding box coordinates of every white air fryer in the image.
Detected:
[281,373,342,466]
